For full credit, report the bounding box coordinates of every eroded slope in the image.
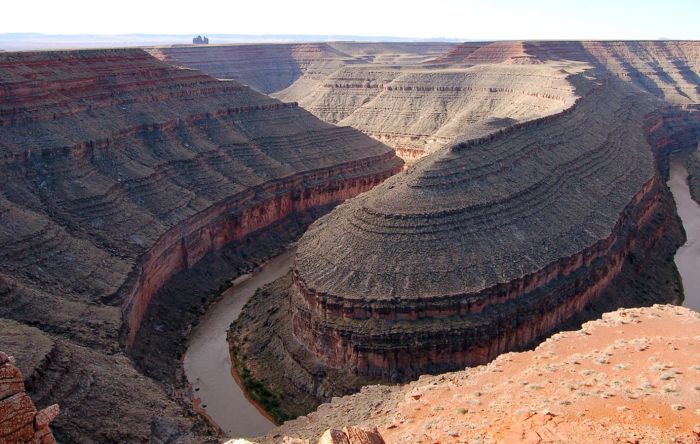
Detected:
[0,48,401,441]
[276,63,578,159]
[148,43,358,94]
[231,73,688,421]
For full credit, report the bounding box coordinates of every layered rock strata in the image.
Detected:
[232,74,689,418]
[275,63,580,159]
[0,48,401,441]
[290,75,664,379]
[0,352,58,444]
[439,41,700,104]
[151,42,583,160]
[266,305,700,444]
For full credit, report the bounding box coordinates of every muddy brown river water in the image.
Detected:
[184,247,296,437]
[668,156,700,311]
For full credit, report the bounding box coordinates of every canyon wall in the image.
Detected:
[230,72,689,419]
[153,41,700,161]
[289,74,665,379]
[148,43,358,94]
[439,41,700,104]
[0,48,401,441]
[151,42,582,160]
[274,63,579,158]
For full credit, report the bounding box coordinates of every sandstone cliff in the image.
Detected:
[0,48,401,441]
[0,351,58,443]
[230,72,690,420]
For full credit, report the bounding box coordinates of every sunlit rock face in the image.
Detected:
[0,352,58,444]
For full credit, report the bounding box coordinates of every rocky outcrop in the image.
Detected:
[289,74,664,379]
[0,352,58,444]
[0,48,401,441]
[266,305,700,443]
[231,73,689,419]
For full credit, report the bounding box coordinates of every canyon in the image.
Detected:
[0,48,400,442]
[231,69,694,420]
[156,41,700,161]
[0,39,700,443]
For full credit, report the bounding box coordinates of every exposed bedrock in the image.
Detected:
[291,75,668,379]
[0,48,401,441]
[0,351,58,444]
[148,42,455,94]
[232,73,694,418]
[274,63,580,159]
[267,305,700,444]
[438,40,700,104]
[121,151,400,348]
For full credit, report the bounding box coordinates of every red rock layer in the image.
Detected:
[427,42,488,64]
[122,150,399,346]
[0,352,58,444]
[0,48,401,440]
[268,305,700,444]
[288,75,674,380]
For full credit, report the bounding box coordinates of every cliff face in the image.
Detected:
[154,41,700,161]
[0,352,58,444]
[151,42,582,161]
[0,48,401,441]
[266,305,700,444]
[231,73,689,418]
[439,41,700,105]
[289,75,663,379]
[275,63,579,159]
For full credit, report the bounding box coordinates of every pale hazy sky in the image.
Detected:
[3,0,699,40]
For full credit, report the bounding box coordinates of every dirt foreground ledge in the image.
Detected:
[265,304,700,444]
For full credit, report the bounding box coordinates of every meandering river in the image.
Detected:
[183,247,296,437]
[183,157,700,438]
[667,156,700,311]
